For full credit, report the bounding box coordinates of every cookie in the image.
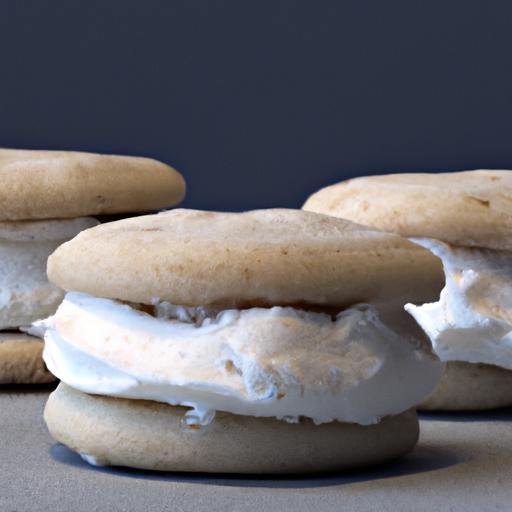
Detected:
[0,148,186,221]
[41,208,442,472]
[47,208,443,308]
[303,170,512,251]
[420,362,512,410]
[0,333,54,384]
[45,384,419,474]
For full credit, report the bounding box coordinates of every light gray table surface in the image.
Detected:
[1,385,511,512]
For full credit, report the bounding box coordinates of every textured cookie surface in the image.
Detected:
[45,384,419,474]
[0,148,185,220]
[0,333,55,384]
[303,170,512,250]
[48,208,443,307]
[420,361,512,410]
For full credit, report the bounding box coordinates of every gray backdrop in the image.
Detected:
[1,1,511,210]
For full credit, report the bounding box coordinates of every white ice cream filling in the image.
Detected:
[406,239,512,369]
[38,292,441,426]
[0,218,98,329]
[79,453,105,467]
[0,239,67,329]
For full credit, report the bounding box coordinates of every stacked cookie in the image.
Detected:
[0,148,185,384]
[38,209,443,473]
[304,170,512,410]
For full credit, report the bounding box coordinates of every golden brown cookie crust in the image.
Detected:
[45,384,419,474]
[420,361,512,411]
[0,333,55,384]
[303,170,512,250]
[47,208,443,308]
[0,148,185,220]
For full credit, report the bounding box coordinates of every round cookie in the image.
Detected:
[0,148,186,221]
[303,170,512,251]
[0,333,55,384]
[420,362,512,411]
[304,171,512,411]
[45,383,419,474]
[47,208,443,309]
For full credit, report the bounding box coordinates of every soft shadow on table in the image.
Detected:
[419,407,512,423]
[0,382,57,395]
[50,442,464,489]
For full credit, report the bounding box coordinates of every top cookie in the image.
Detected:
[48,208,443,308]
[303,170,512,251]
[0,149,186,220]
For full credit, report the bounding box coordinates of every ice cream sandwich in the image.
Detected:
[39,209,442,473]
[0,148,185,383]
[304,170,512,410]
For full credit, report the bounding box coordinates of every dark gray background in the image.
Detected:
[1,1,511,211]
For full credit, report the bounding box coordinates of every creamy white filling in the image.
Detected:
[39,292,441,426]
[79,453,105,467]
[0,240,65,329]
[406,239,512,369]
[0,240,75,329]
[0,218,98,329]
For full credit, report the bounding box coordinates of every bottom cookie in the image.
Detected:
[45,383,419,474]
[0,333,55,384]
[420,361,512,410]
